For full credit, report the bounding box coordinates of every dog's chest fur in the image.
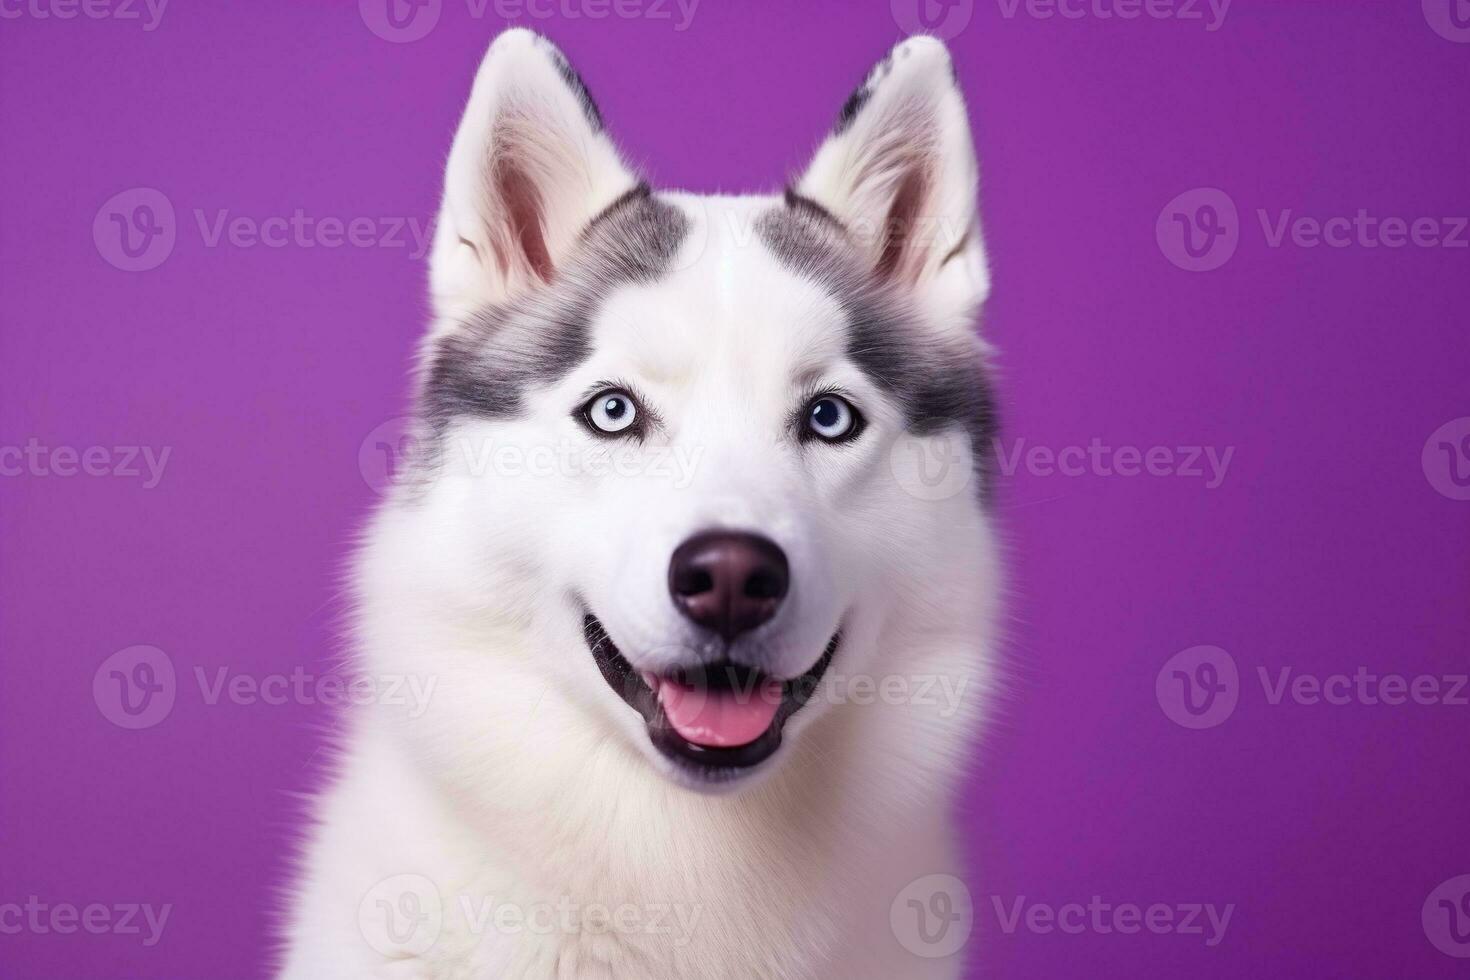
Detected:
[289,683,971,980]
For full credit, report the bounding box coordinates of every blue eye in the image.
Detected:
[806,395,860,442]
[585,390,638,434]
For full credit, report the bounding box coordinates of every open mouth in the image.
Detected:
[583,614,838,779]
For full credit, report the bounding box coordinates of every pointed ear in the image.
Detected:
[795,36,989,325]
[429,30,639,319]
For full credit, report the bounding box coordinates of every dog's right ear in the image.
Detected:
[428,30,639,320]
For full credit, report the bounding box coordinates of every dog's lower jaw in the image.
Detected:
[279,662,977,980]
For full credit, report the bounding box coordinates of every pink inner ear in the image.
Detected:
[495,160,554,284]
[876,166,928,285]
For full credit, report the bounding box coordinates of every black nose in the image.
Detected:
[668,531,789,642]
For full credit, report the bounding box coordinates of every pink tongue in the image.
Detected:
[656,677,783,748]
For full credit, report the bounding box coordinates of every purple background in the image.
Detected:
[2,1,1467,976]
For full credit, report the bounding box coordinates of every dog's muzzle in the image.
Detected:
[583,614,838,781]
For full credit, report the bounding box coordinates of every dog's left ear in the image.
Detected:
[796,36,989,327]
[429,30,639,321]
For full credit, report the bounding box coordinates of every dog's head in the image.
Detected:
[369,30,995,795]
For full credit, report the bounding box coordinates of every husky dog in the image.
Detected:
[281,28,999,979]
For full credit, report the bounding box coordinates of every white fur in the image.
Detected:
[280,30,998,979]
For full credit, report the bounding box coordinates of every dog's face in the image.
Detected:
[378,30,993,794]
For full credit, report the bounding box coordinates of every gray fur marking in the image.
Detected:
[536,36,603,133]
[755,202,997,497]
[422,188,687,432]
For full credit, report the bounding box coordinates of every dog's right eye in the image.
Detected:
[581,389,640,436]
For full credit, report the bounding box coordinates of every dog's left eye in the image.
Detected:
[804,394,862,442]
[582,389,640,436]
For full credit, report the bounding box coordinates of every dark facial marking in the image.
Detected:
[586,182,652,235]
[545,45,603,133]
[755,195,851,285]
[832,49,895,136]
[422,191,688,434]
[834,81,871,136]
[756,200,998,499]
[782,187,846,234]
